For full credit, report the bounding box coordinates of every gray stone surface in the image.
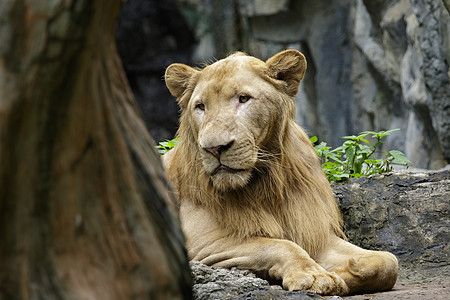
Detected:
[144,0,448,169]
[334,170,450,268]
[335,169,450,298]
[191,261,322,300]
[117,0,449,168]
[191,170,450,299]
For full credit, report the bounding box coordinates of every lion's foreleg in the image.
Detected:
[195,237,349,296]
[315,237,398,295]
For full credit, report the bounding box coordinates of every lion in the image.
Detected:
[162,49,398,296]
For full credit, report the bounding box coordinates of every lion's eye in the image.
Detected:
[239,95,251,104]
[195,103,205,111]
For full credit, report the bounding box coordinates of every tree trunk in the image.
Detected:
[0,1,191,299]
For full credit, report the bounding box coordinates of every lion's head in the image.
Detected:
[165,50,306,191]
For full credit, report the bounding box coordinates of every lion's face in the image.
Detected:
[189,57,277,190]
[165,50,306,191]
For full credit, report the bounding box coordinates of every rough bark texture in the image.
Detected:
[190,170,450,299]
[116,0,450,169]
[0,1,191,299]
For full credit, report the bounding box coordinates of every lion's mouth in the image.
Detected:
[211,164,245,176]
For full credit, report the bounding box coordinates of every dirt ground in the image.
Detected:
[345,283,449,300]
[344,266,450,299]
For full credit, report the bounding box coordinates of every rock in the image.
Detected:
[152,0,448,169]
[191,170,450,299]
[116,0,449,168]
[333,169,450,282]
[190,261,324,300]
[409,0,450,164]
[239,0,290,17]
[116,0,196,143]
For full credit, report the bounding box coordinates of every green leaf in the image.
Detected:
[360,130,378,136]
[342,135,358,140]
[376,128,400,138]
[356,133,370,140]
[314,142,328,151]
[310,136,318,143]
[359,144,372,153]
[343,140,357,147]
[342,133,370,141]
[345,146,356,162]
[364,159,380,164]
[360,138,370,144]
[331,145,345,153]
[388,150,411,165]
[354,160,363,174]
[167,139,179,148]
[156,138,179,155]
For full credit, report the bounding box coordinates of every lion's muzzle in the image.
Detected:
[203,141,235,160]
[203,141,246,175]
[199,135,256,190]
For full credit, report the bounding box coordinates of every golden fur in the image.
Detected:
[163,50,398,295]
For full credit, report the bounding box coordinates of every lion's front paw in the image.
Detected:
[283,268,349,296]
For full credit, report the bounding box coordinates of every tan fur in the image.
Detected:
[163,50,398,295]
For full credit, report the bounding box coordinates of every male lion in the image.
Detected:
[163,50,398,296]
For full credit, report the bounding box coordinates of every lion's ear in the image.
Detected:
[266,50,307,97]
[165,63,199,106]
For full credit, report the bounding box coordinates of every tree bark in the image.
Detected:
[0,1,191,299]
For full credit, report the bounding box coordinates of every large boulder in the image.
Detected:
[334,169,449,270]
[190,170,450,299]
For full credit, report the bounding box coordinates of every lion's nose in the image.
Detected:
[204,141,234,160]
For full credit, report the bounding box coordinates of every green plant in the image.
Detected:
[310,129,410,182]
[156,138,179,154]
[158,130,410,182]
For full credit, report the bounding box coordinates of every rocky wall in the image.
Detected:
[117,0,449,169]
[116,0,196,142]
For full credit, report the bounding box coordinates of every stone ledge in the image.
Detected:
[191,261,323,300]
